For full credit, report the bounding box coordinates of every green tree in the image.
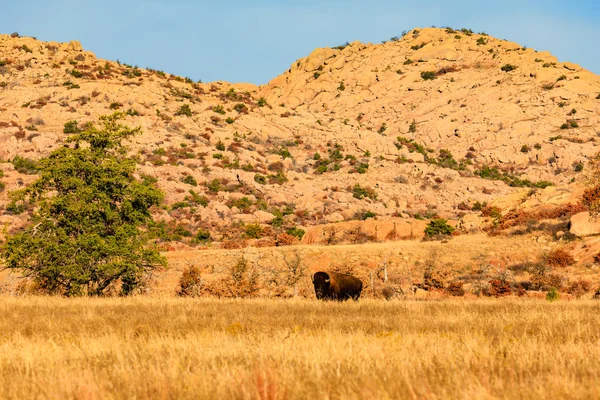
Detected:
[1,113,166,296]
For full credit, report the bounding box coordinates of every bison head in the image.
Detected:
[312,271,331,299]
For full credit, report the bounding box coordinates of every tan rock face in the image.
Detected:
[0,28,598,247]
[570,212,600,236]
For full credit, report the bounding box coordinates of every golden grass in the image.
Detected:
[1,297,600,399]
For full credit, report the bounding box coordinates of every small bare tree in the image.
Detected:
[282,250,308,297]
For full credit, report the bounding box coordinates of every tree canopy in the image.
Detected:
[1,113,166,296]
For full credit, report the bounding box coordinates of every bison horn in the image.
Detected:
[325,278,330,283]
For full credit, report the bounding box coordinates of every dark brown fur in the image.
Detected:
[312,271,363,301]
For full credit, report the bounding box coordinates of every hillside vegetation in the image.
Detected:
[0,28,599,250]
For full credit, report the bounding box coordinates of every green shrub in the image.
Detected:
[213,105,226,114]
[233,103,248,113]
[409,120,417,133]
[206,179,223,193]
[183,175,197,186]
[0,181,5,192]
[361,211,377,220]
[338,81,346,91]
[425,218,455,236]
[225,117,235,124]
[257,97,267,107]
[63,120,81,134]
[216,140,225,151]
[229,197,253,212]
[546,287,559,302]
[574,162,584,172]
[175,104,192,117]
[286,227,305,240]
[196,229,211,242]
[501,64,517,72]
[244,223,264,239]
[12,156,38,174]
[254,174,267,184]
[352,184,377,200]
[476,37,487,45]
[421,71,436,80]
[71,69,83,78]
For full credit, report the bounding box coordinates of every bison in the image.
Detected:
[312,271,363,301]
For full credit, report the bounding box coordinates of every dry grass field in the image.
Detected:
[0,297,599,399]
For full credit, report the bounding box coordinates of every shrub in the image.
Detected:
[476,37,488,45]
[182,175,197,186]
[574,162,584,172]
[521,145,530,153]
[275,233,298,247]
[214,140,226,151]
[177,265,203,297]
[175,104,192,117]
[594,253,600,264]
[206,179,223,193]
[109,102,123,110]
[286,227,305,240]
[352,184,377,200]
[566,279,591,298]
[338,81,346,91]
[257,97,267,107]
[501,64,517,72]
[213,105,226,114]
[556,75,567,81]
[445,281,465,296]
[233,103,248,113]
[378,123,387,134]
[487,279,511,297]
[244,223,264,238]
[420,71,436,81]
[424,219,455,236]
[228,197,253,212]
[196,229,211,242]
[254,174,267,184]
[63,120,81,134]
[546,287,559,302]
[409,120,417,133]
[12,155,38,174]
[545,248,575,268]
[0,181,5,192]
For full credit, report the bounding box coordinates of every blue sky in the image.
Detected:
[2,0,599,84]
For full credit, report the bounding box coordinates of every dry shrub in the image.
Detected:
[545,248,575,268]
[566,279,591,298]
[445,281,465,297]
[221,239,247,249]
[487,279,512,297]
[496,203,587,231]
[254,237,276,248]
[420,268,447,291]
[582,185,600,214]
[343,227,377,244]
[530,263,565,291]
[223,257,259,298]
[275,233,298,247]
[177,265,203,297]
[594,253,600,264]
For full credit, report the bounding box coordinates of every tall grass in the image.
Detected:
[0,297,599,399]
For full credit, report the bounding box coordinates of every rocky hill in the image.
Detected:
[0,28,599,249]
